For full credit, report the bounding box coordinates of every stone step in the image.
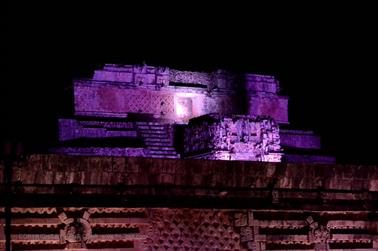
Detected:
[141,133,170,139]
[140,131,171,136]
[144,138,172,143]
[145,142,174,147]
[137,126,173,131]
[146,154,180,159]
[136,122,166,126]
[140,130,169,135]
[148,150,178,155]
[147,146,176,151]
[137,125,166,130]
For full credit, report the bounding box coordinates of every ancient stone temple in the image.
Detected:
[52,64,334,163]
[1,64,377,251]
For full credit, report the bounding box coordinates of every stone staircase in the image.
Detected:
[136,122,180,159]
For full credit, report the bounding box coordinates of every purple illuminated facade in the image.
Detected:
[52,64,335,163]
[3,64,378,251]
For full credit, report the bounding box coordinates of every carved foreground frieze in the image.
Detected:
[1,157,377,250]
[1,207,377,250]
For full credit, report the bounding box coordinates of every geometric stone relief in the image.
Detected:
[148,209,243,251]
[122,91,174,116]
[1,208,377,250]
[169,69,212,86]
[75,86,175,118]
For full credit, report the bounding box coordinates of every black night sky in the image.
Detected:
[3,1,377,164]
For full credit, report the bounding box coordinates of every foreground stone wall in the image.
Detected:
[1,155,377,250]
[0,207,377,250]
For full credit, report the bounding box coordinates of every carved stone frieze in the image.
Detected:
[184,114,282,162]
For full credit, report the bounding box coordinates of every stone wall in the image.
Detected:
[1,155,377,250]
[74,64,288,123]
[0,155,378,251]
[1,154,377,199]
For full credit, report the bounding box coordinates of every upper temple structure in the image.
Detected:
[53,63,334,163]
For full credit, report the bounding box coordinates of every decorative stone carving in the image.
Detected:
[148,209,241,250]
[65,220,88,243]
[233,211,263,251]
[10,207,57,214]
[313,225,330,243]
[157,66,169,75]
[234,212,248,227]
[240,226,254,242]
[271,190,280,203]
[169,69,212,85]
[306,216,330,243]
[58,210,92,249]
[184,114,282,162]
